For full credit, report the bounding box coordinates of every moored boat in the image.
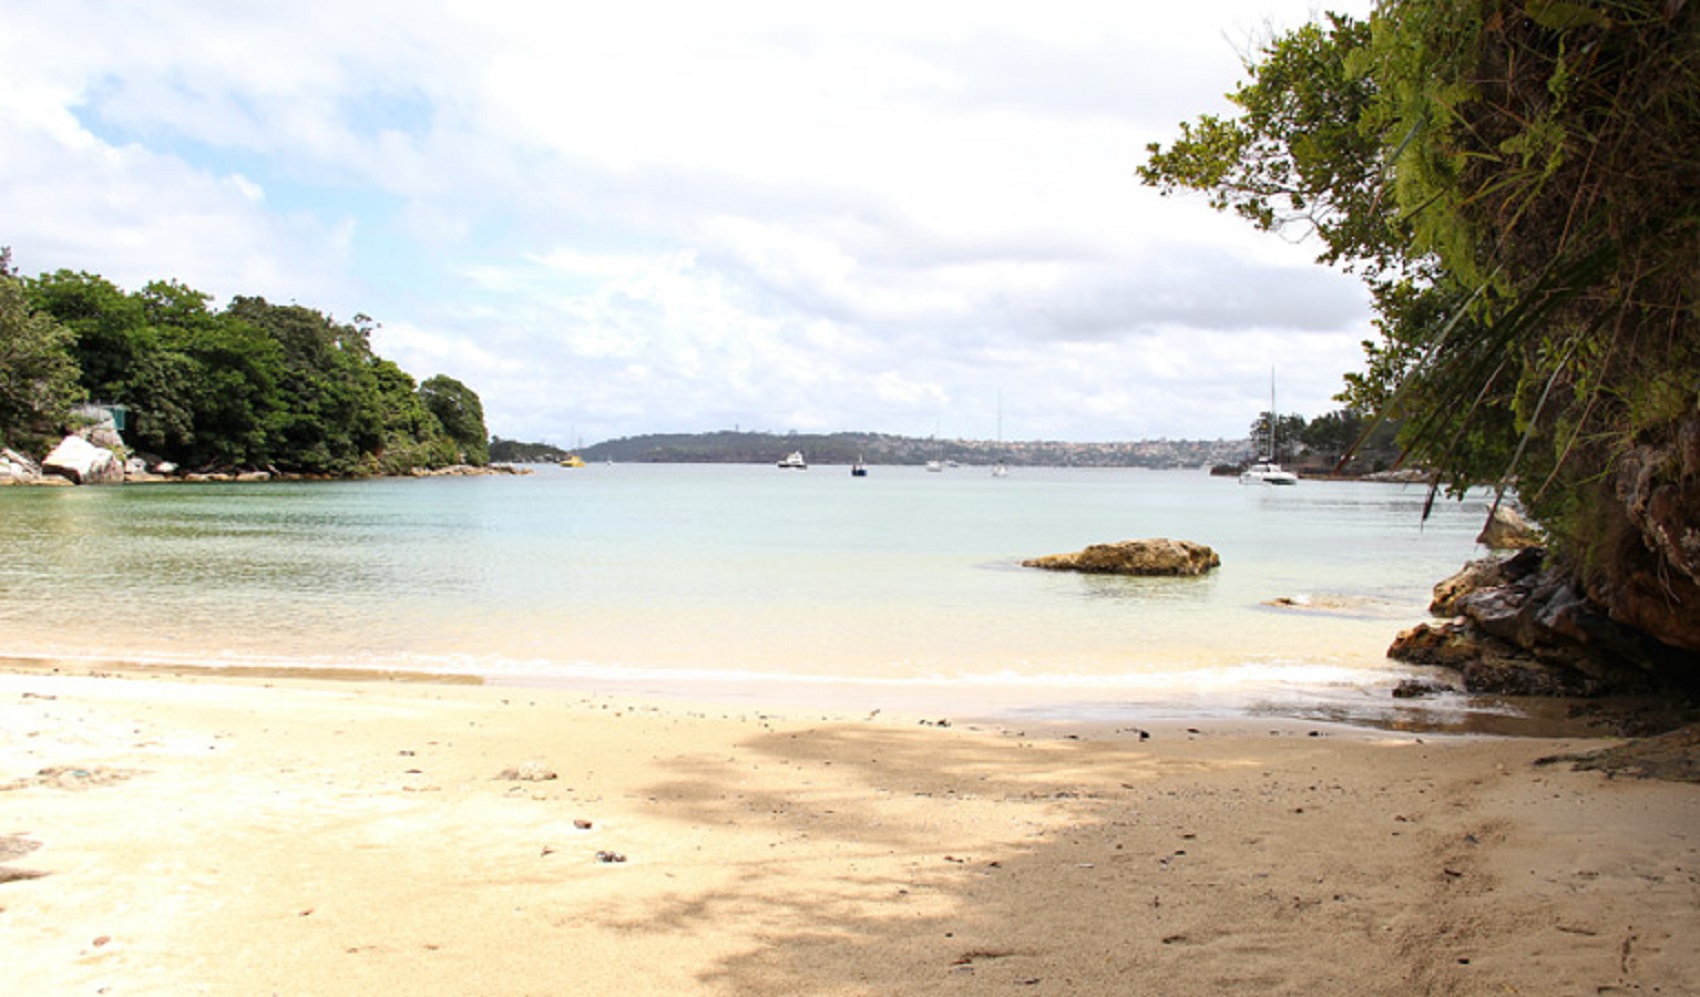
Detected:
[1239,461,1298,485]
[1241,371,1298,486]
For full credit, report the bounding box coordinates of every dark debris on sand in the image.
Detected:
[1539,724,1700,783]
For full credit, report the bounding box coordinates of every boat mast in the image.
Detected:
[1267,369,1277,462]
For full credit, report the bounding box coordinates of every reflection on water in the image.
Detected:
[1074,572,1219,603]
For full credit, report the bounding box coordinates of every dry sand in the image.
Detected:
[1,664,1696,996]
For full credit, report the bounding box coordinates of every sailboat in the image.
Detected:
[1240,372,1299,486]
[991,390,1009,477]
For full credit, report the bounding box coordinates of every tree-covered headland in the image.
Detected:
[1143,2,1700,658]
[0,249,488,475]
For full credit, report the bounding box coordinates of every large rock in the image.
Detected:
[1393,550,1699,696]
[1388,620,1606,696]
[1023,539,1220,577]
[41,436,123,485]
[1430,548,1545,616]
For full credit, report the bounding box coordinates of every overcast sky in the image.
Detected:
[1,0,1375,446]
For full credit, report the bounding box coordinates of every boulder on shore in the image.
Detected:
[42,436,122,485]
[1388,619,1608,696]
[1,448,42,485]
[1392,548,1699,697]
[1023,539,1220,577]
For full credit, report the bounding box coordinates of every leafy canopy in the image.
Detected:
[1142,1,1700,569]
[0,250,83,452]
[16,259,490,475]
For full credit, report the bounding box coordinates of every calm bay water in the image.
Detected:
[0,464,1497,722]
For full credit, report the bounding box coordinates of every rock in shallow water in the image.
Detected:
[1022,539,1219,577]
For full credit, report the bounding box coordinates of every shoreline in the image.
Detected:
[0,653,1652,741]
[3,663,1697,994]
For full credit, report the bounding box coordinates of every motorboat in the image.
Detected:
[777,451,808,470]
[851,459,868,477]
[559,454,586,468]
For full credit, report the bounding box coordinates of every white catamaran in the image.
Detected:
[1240,373,1299,486]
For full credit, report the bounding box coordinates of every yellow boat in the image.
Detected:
[559,454,586,468]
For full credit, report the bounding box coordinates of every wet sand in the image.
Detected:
[2,664,1696,995]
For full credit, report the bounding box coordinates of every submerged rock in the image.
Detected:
[1390,678,1455,699]
[1023,539,1219,577]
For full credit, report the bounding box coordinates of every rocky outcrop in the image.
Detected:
[1585,413,1700,654]
[1,448,42,485]
[41,436,122,485]
[1392,548,1699,696]
[1402,412,1700,695]
[1023,539,1219,577]
[1429,548,1545,617]
[408,463,529,477]
[1389,620,1602,696]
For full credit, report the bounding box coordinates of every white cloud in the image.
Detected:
[1,0,1377,444]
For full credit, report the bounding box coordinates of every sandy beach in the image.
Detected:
[2,664,1696,996]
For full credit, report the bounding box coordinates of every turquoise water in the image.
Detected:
[0,465,1494,719]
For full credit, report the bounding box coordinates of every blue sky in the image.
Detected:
[0,0,1375,447]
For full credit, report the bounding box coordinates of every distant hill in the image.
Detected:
[495,430,1252,468]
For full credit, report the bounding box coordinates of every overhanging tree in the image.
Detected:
[1142,1,1700,652]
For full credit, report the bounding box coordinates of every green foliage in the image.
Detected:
[419,374,489,465]
[1144,2,1700,571]
[1300,408,1402,470]
[1362,0,1700,542]
[226,297,384,474]
[370,359,459,474]
[15,256,485,476]
[26,269,148,403]
[171,313,285,468]
[1248,410,1308,465]
[490,436,573,463]
[1139,13,1413,278]
[0,253,83,451]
